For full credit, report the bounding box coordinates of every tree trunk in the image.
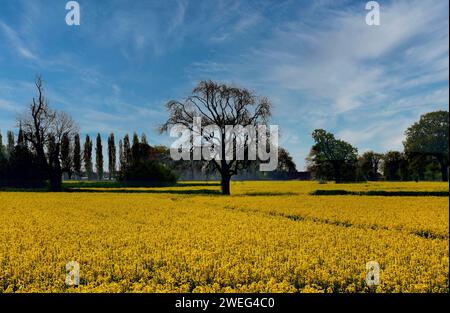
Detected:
[221,174,231,195]
[418,167,425,181]
[49,172,62,191]
[435,155,448,182]
[334,164,342,184]
[439,161,448,182]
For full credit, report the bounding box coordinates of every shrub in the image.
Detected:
[118,160,178,186]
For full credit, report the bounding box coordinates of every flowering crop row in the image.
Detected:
[0,181,448,292]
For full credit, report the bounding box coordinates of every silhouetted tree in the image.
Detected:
[260,147,297,180]
[73,133,81,179]
[60,133,73,179]
[123,134,131,167]
[118,139,125,172]
[131,132,140,164]
[6,130,15,158]
[141,133,148,145]
[17,128,25,147]
[107,133,116,180]
[0,132,46,188]
[358,151,383,181]
[406,153,432,181]
[18,76,77,191]
[307,129,358,183]
[95,133,103,180]
[382,151,405,181]
[404,111,449,181]
[0,130,4,161]
[277,148,297,173]
[161,80,272,195]
[116,138,177,186]
[6,130,14,158]
[83,135,93,180]
[399,155,411,181]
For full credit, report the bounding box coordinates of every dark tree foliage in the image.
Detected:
[118,139,125,172]
[17,128,25,146]
[131,132,140,163]
[404,111,449,181]
[117,140,177,186]
[0,130,3,158]
[382,151,408,181]
[277,147,297,173]
[0,131,46,188]
[358,151,383,181]
[147,145,208,180]
[267,147,297,180]
[95,133,103,180]
[83,135,93,180]
[107,133,116,180]
[141,133,148,145]
[123,134,131,168]
[60,133,73,179]
[117,160,178,186]
[406,153,443,181]
[18,76,77,191]
[6,130,14,158]
[307,129,358,183]
[73,133,81,179]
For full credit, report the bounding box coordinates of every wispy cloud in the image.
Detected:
[250,0,448,114]
[0,0,447,169]
[0,99,18,112]
[0,19,38,60]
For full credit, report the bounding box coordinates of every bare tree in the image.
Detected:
[18,76,77,191]
[161,80,271,195]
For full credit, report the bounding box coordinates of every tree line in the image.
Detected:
[306,110,449,183]
[0,77,178,190]
[0,127,173,187]
[0,76,448,195]
[0,128,296,184]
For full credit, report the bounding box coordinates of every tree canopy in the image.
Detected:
[404,110,449,181]
[308,129,358,183]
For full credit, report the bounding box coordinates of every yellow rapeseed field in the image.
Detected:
[0,181,448,293]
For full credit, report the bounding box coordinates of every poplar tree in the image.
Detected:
[17,128,25,147]
[141,133,148,145]
[83,135,93,180]
[123,134,131,167]
[0,130,4,159]
[60,133,73,179]
[107,133,116,180]
[95,133,103,180]
[131,132,139,164]
[73,133,81,179]
[6,130,14,158]
[118,139,124,172]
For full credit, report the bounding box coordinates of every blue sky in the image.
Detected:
[0,0,448,169]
